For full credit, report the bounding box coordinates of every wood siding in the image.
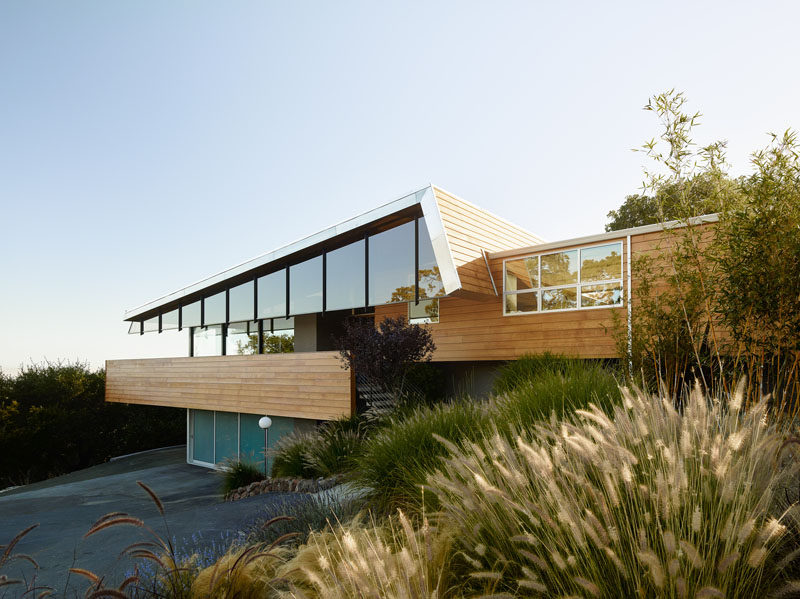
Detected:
[106,351,353,420]
[377,234,631,360]
[433,187,544,298]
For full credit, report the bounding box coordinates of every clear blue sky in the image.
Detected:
[2,1,798,373]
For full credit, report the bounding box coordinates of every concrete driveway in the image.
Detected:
[0,446,302,598]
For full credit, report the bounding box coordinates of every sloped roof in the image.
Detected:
[124,184,544,321]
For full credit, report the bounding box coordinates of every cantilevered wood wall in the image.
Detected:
[106,351,353,420]
[433,187,544,298]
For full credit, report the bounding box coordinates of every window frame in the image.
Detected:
[502,241,624,316]
[408,298,440,324]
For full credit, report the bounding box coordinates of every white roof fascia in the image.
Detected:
[418,184,462,295]
[488,213,720,260]
[124,187,429,320]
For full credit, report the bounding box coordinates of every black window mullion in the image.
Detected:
[258,319,264,354]
[221,323,227,355]
[414,217,420,305]
[201,298,205,328]
[158,313,162,333]
[225,288,230,325]
[322,250,327,314]
[178,305,183,331]
[189,327,194,356]
[285,266,290,319]
[139,320,143,336]
[253,276,258,322]
[364,234,369,308]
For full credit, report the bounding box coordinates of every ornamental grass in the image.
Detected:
[428,382,800,597]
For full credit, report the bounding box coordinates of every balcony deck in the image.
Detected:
[105,351,354,420]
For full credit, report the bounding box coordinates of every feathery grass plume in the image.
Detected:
[279,510,452,598]
[427,384,800,597]
[191,544,288,599]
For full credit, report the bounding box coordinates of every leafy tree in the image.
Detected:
[235,333,294,355]
[335,316,435,404]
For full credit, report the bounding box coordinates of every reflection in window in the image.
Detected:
[541,250,578,287]
[542,287,578,311]
[503,242,623,315]
[182,301,201,328]
[257,270,286,319]
[580,244,622,282]
[227,321,258,355]
[229,281,254,322]
[418,218,445,299]
[326,241,365,311]
[409,299,439,324]
[505,257,538,291]
[204,292,226,325]
[290,256,322,315]
[193,325,223,356]
[369,221,415,305]
[505,291,538,314]
[265,317,294,353]
[161,309,179,330]
[581,283,622,307]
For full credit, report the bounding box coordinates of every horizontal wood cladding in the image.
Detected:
[377,297,623,360]
[106,351,353,420]
[433,187,543,298]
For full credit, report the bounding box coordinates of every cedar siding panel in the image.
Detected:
[433,187,543,297]
[106,351,353,420]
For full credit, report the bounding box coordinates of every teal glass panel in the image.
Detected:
[418,217,445,299]
[182,301,201,328]
[192,409,214,464]
[257,270,286,319]
[214,411,238,464]
[239,414,296,475]
[368,220,415,305]
[326,240,365,311]
[204,292,226,325]
[229,281,254,322]
[161,309,179,330]
[290,256,323,315]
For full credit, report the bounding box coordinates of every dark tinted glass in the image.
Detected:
[257,270,286,319]
[229,280,254,322]
[368,221,415,305]
[182,301,201,328]
[290,256,322,315]
[204,292,226,325]
[326,240,365,311]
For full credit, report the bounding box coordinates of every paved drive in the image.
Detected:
[0,446,301,598]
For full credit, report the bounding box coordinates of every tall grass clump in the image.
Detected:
[271,432,321,479]
[280,510,451,598]
[429,382,800,598]
[493,358,621,428]
[220,458,265,496]
[492,352,584,395]
[355,399,491,513]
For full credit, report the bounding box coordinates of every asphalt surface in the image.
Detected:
[0,446,302,598]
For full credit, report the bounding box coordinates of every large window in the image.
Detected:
[290,256,323,315]
[326,240,365,311]
[229,281,254,322]
[504,242,623,315]
[257,270,286,319]
[193,325,223,356]
[204,291,226,325]
[369,221,415,305]
[227,321,259,355]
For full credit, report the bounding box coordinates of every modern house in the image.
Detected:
[106,184,717,468]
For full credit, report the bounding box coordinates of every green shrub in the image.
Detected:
[220,458,265,496]
[270,432,320,479]
[492,351,583,395]
[304,428,364,478]
[429,384,800,597]
[0,361,184,487]
[354,399,492,513]
[493,359,621,428]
